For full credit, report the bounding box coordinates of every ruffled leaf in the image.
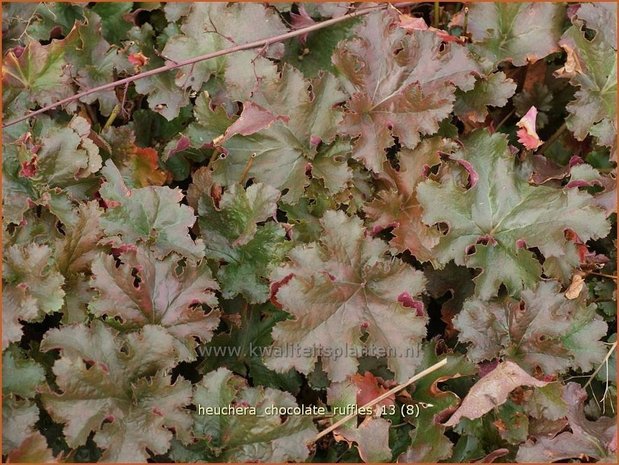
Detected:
[417,130,609,299]
[2,244,65,349]
[211,66,350,202]
[266,210,427,382]
[171,367,316,462]
[557,8,617,147]
[189,168,290,303]
[365,137,458,262]
[99,160,204,261]
[40,321,193,462]
[89,245,220,361]
[454,281,608,374]
[457,3,565,68]
[334,9,478,172]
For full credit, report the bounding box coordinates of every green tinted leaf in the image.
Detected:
[2,345,46,398]
[99,160,204,261]
[213,66,350,202]
[3,244,65,349]
[558,12,617,147]
[189,168,290,303]
[463,3,565,68]
[90,2,133,45]
[2,40,73,118]
[40,322,192,461]
[454,281,608,375]
[454,71,517,123]
[417,130,610,299]
[89,245,220,361]
[174,367,316,462]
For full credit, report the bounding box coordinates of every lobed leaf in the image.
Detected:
[212,66,350,202]
[557,7,617,147]
[89,245,220,361]
[189,167,290,303]
[334,9,478,172]
[172,367,317,462]
[2,243,65,349]
[454,281,608,374]
[266,210,427,382]
[458,3,565,68]
[365,137,458,262]
[40,321,193,462]
[2,40,73,119]
[417,130,610,299]
[99,160,204,262]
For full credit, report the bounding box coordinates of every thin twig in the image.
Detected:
[313,357,448,442]
[584,341,617,389]
[587,271,617,280]
[3,2,416,129]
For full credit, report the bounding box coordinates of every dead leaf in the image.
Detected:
[444,361,549,427]
[516,106,543,150]
[564,273,585,299]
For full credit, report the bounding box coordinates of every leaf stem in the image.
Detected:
[462,6,469,37]
[313,357,447,442]
[433,2,440,28]
[539,121,568,155]
[495,108,515,132]
[3,2,417,129]
[103,104,121,131]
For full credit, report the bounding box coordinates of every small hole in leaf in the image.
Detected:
[131,268,141,288]
[436,222,449,235]
[583,27,596,41]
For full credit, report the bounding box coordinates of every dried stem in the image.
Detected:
[313,357,448,442]
[3,2,417,129]
[587,271,617,280]
[584,341,617,389]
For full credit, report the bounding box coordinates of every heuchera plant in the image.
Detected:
[2,2,617,463]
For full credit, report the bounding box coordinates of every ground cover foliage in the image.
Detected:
[2,2,617,463]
